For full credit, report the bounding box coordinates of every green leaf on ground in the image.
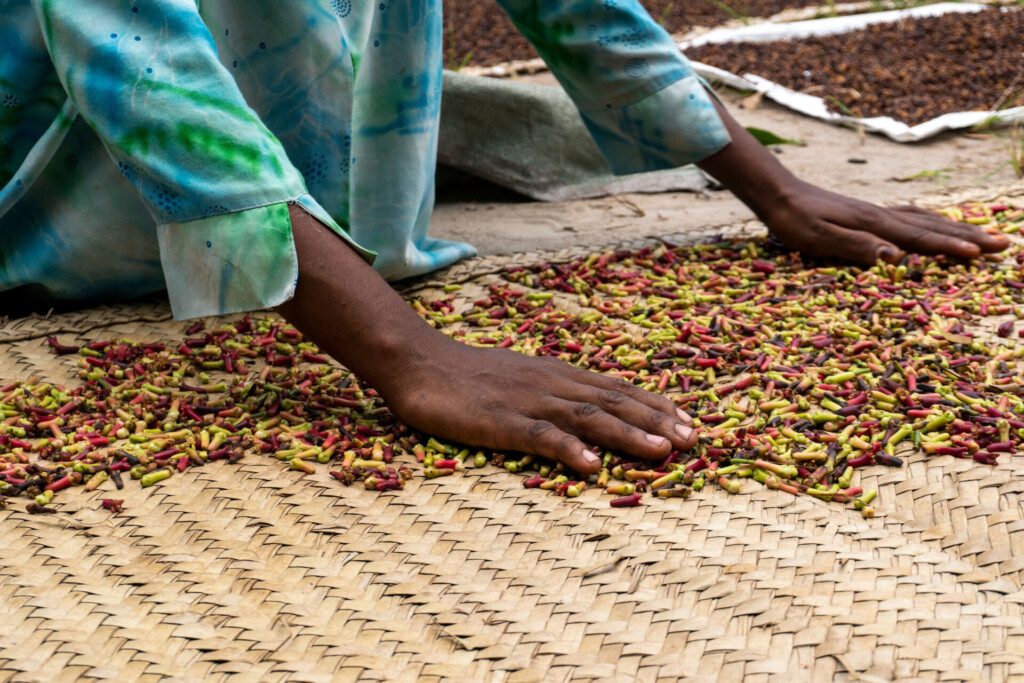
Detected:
[745,127,806,147]
[892,168,951,182]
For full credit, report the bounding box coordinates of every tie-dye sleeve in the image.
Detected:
[493,0,731,175]
[30,0,372,318]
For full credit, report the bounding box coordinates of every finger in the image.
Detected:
[891,206,1010,253]
[559,370,698,449]
[584,387,695,450]
[570,368,690,423]
[508,417,602,475]
[860,207,985,259]
[808,220,905,266]
[545,398,678,460]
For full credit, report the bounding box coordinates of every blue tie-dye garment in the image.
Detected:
[0,0,729,319]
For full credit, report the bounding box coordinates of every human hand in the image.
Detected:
[377,335,698,476]
[696,98,1010,265]
[760,179,1009,265]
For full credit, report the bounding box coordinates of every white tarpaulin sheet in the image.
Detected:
[680,3,1024,142]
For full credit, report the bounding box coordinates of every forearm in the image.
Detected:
[274,205,441,396]
[696,98,801,218]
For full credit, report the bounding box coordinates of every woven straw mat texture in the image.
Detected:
[2,183,1024,683]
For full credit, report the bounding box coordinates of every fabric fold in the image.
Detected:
[158,194,375,319]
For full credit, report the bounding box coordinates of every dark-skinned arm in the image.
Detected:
[697,99,1009,264]
[276,205,697,476]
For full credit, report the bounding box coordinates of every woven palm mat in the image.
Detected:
[3,183,1024,683]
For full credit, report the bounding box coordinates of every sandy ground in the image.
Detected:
[431,75,1021,255]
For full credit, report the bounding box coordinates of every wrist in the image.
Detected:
[277,203,455,397]
[699,145,800,214]
[350,314,456,397]
[741,168,804,219]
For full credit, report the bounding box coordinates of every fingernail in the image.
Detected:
[676,408,691,423]
[958,240,981,255]
[645,434,668,446]
[675,424,693,441]
[582,449,600,466]
[877,246,897,262]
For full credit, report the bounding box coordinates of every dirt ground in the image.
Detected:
[432,74,1021,255]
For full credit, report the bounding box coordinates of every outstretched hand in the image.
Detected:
[380,336,696,476]
[759,180,1009,265]
[698,97,1010,266]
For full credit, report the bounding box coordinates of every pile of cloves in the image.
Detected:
[0,201,1021,517]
